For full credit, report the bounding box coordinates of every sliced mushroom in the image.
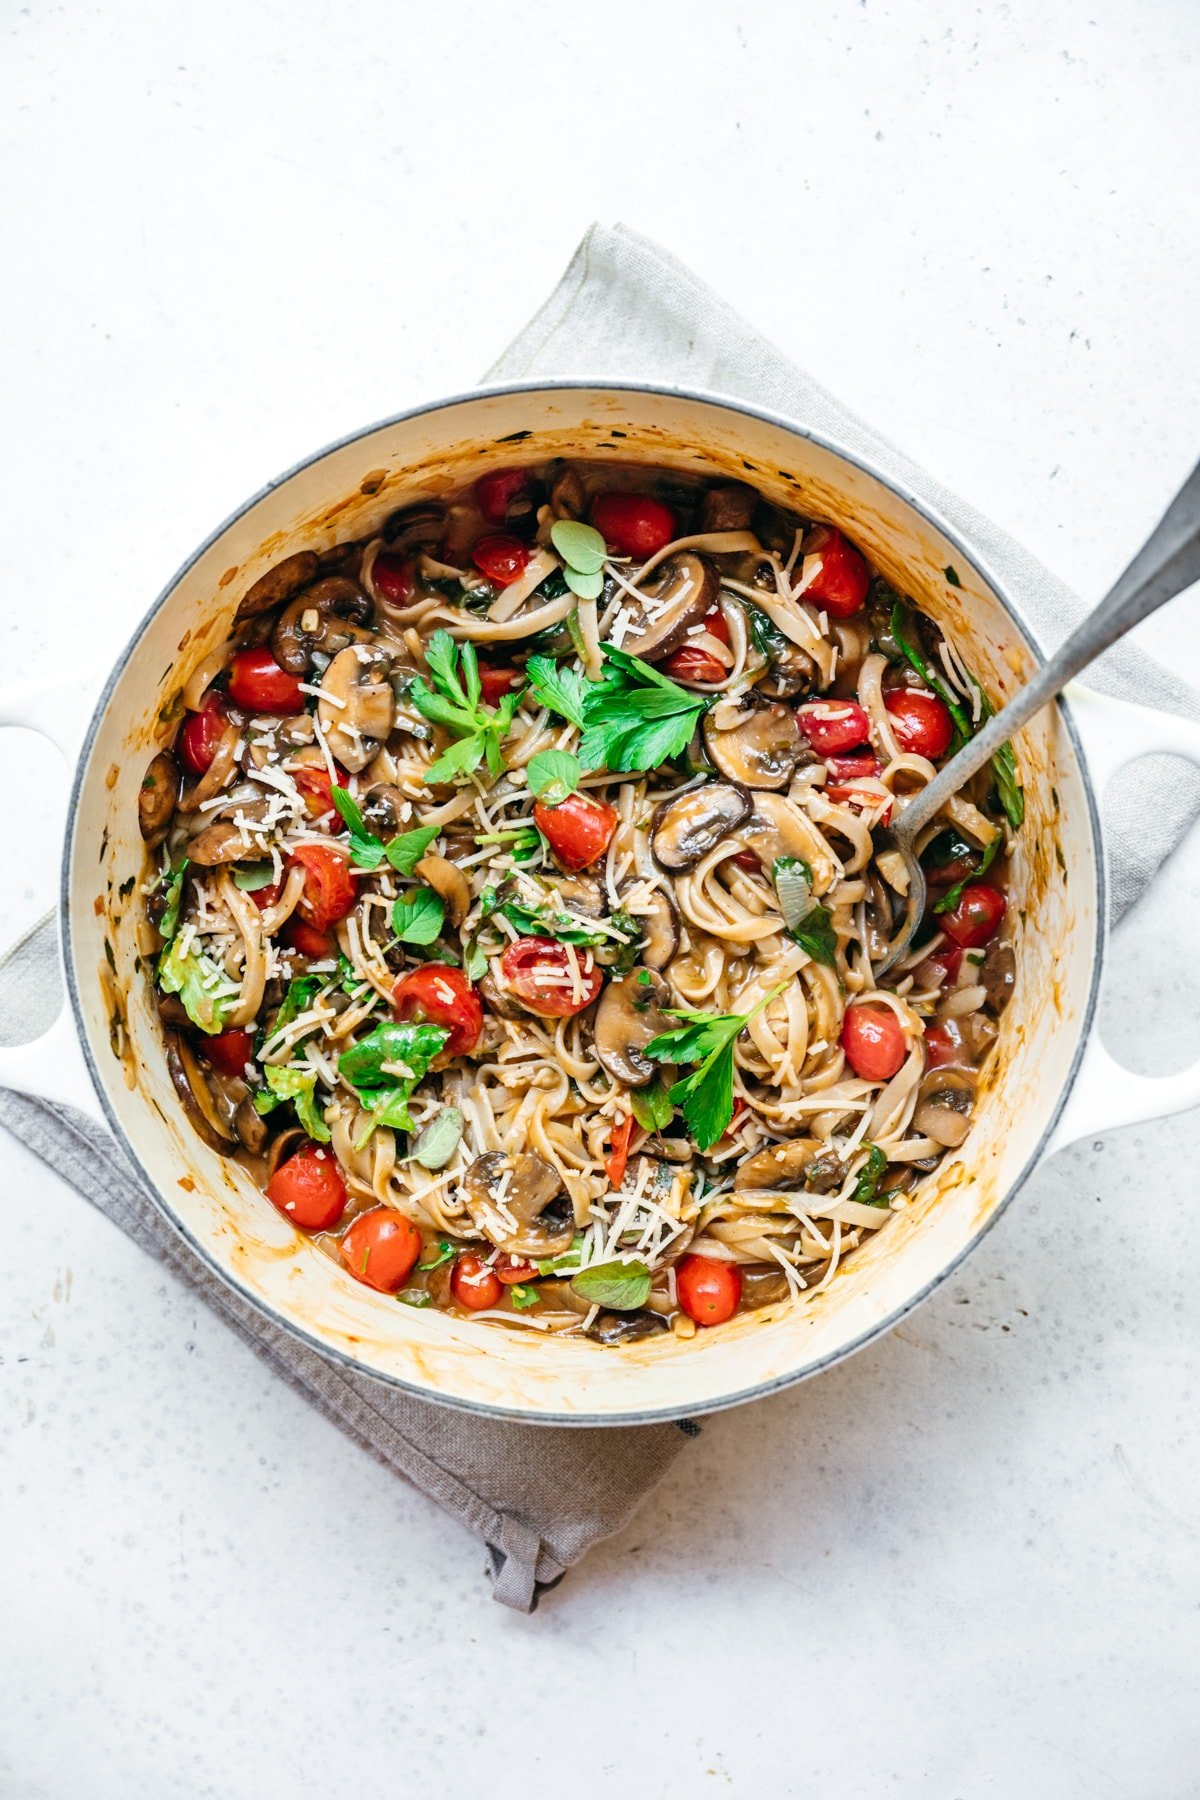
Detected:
[554,873,607,920]
[317,539,365,577]
[913,1067,975,1148]
[185,801,271,865]
[637,889,679,970]
[651,783,750,873]
[271,577,374,674]
[155,990,192,1029]
[736,1137,822,1188]
[740,1267,792,1310]
[317,645,395,773]
[550,465,586,517]
[234,551,320,621]
[620,553,719,662]
[462,1151,576,1259]
[479,973,527,1022]
[979,937,1016,1013]
[139,751,179,843]
[233,1095,269,1154]
[164,1029,235,1149]
[593,971,673,1089]
[737,791,836,887]
[758,641,817,701]
[265,1126,305,1180]
[699,483,758,533]
[359,783,409,835]
[702,702,802,791]
[586,1310,668,1345]
[381,503,444,546]
[415,854,470,928]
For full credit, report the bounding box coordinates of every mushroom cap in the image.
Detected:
[913,1068,975,1148]
[593,971,674,1089]
[651,783,751,873]
[462,1151,576,1258]
[738,791,838,888]
[620,553,719,662]
[735,1137,822,1189]
[636,889,679,970]
[317,645,395,773]
[164,1030,235,1150]
[185,800,271,865]
[271,576,374,675]
[757,641,818,700]
[234,551,320,621]
[702,702,803,791]
[415,853,471,928]
[381,502,444,546]
[139,750,179,844]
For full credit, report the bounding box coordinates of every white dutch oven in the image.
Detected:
[4,383,1200,1424]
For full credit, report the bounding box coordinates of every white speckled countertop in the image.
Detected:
[3,2,1200,1794]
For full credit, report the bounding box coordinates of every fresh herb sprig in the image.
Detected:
[578,645,708,773]
[851,1144,888,1206]
[525,654,588,729]
[409,630,526,784]
[549,520,609,601]
[525,748,580,805]
[330,785,440,874]
[645,980,789,1151]
[933,829,1002,914]
[253,1064,331,1142]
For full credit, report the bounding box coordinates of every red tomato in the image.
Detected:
[659,644,727,684]
[451,1253,503,1311]
[201,1028,254,1078]
[392,964,483,1057]
[842,1004,907,1080]
[927,944,964,984]
[923,1024,962,1069]
[472,533,530,587]
[677,1254,742,1327]
[292,764,348,830]
[591,492,676,560]
[730,849,761,872]
[796,699,871,754]
[478,664,523,706]
[339,1207,423,1293]
[884,688,954,760]
[801,525,870,618]
[826,749,881,784]
[265,1143,347,1231]
[227,646,306,715]
[494,1254,539,1286]
[722,1096,749,1141]
[534,791,618,872]
[283,915,337,958]
[179,695,226,775]
[826,783,894,823]
[604,1114,635,1188]
[475,467,532,526]
[499,937,603,1018]
[288,843,356,931]
[252,880,282,912]
[373,551,415,605]
[939,883,1006,949]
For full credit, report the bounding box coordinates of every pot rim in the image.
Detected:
[59,377,1107,1425]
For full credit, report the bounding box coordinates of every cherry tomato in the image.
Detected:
[251,880,282,912]
[494,1254,539,1286]
[923,1024,962,1069]
[478,664,523,706]
[475,467,533,526]
[499,937,603,1018]
[451,1253,503,1311]
[796,699,871,754]
[472,533,530,587]
[659,644,727,684]
[534,791,618,872]
[292,764,348,829]
[826,749,881,784]
[283,915,337,958]
[201,1027,254,1078]
[372,551,416,605]
[179,695,226,775]
[392,964,483,1057]
[265,1143,347,1231]
[841,1003,907,1081]
[801,525,870,618]
[826,783,894,823]
[604,1114,635,1188]
[730,849,761,872]
[884,687,954,760]
[939,883,1006,949]
[339,1206,423,1293]
[591,492,676,560]
[926,944,964,984]
[227,646,307,715]
[288,843,356,931]
[722,1096,749,1141]
[676,1254,742,1327]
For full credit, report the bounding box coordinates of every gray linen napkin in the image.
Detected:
[2,222,1198,1612]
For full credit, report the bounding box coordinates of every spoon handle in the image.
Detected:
[900,457,1200,841]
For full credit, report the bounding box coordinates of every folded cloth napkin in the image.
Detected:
[2,222,1198,1611]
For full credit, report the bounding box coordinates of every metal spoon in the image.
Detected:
[874,457,1200,977]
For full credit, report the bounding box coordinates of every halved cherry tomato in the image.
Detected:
[201,1027,254,1078]
[265,1142,347,1231]
[499,937,603,1018]
[659,644,727,684]
[722,1096,749,1141]
[292,764,348,829]
[227,646,307,715]
[451,1253,503,1311]
[179,695,227,775]
[939,883,1006,949]
[730,849,761,872]
[841,1003,907,1081]
[476,467,533,526]
[677,1254,742,1327]
[923,1024,962,1069]
[796,699,871,754]
[826,749,881,784]
[605,1114,635,1188]
[339,1206,423,1293]
[826,783,894,823]
[478,664,523,706]
[252,880,282,913]
[494,1254,539,1286]
[800,525,870,618]
[591,492,676,560]
[926,944,964,984]
[884,687,954,760]
[373,551,416,605]
[283,915,336,958]
[392,964,483,1057]
[472,533,530,587]
[288,843,356,930]
[534,791,618,872]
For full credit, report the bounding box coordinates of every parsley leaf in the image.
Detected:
[644,981,788,1151]
[526,748,580,804]
[579,646,707,773]
[391,887,446,945]
[409,630,527,784]
[418,1240,457,1271]
[525,654,588,729]
[330,786,387,869]
[630,1080,674,1134]
[571,1259,652,1311]
[933,828,1002,914]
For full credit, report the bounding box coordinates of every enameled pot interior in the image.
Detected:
[67,387,1100,1421]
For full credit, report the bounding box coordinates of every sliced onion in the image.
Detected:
[773,859,816,930]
